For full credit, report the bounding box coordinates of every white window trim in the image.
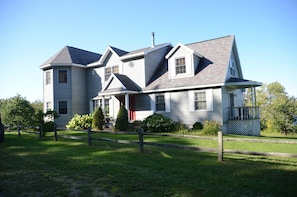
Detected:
[150,93,171,113]
[188,89,213,112]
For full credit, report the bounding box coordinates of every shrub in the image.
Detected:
[42,121,55,136]
[92,107,105,130]
[67,114,93,130]
[173,122,190,134]
[201,120,221,135]
[142,113,175,132]
[193,121,203,131]
[115,106,129,131]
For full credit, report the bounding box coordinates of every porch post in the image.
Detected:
[251,86,256,107]
[102,96,106,118]
[125,93,130,120]
[251,86,256,119]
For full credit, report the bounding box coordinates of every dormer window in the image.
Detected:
[175,57,186,74]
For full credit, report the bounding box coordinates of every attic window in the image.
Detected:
[230,61,236,76]
[105,67,111,80]
[175,57,186,74]
[105,65,119,81]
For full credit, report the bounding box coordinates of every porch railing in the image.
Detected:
[229,106,260,120]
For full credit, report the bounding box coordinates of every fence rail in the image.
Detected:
[4,126,297,160]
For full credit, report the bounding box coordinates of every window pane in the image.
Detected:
[195,92,207,110]
[156,95,165,111]
[58,70,67,83]
[112,66,119,73]
[59,101,67,114]
[46,71,51,85]
[176,57,186,74]
[46,102,51,111]
[105,67,111,81]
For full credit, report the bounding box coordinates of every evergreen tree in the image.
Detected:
[92,107,105,130]
[115,105,129,131]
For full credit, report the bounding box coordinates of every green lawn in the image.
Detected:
[1,131,297,196]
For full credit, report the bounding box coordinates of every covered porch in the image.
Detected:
[92,73,142,122]
[225,78,262,136]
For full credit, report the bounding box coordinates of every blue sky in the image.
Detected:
[1,0,296,101]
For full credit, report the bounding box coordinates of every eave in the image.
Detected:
[165,43,203,59]
[39,63,86,70]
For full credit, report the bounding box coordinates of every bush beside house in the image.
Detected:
[142,113,175,132]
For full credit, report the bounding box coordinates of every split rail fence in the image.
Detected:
[5,126,297,161]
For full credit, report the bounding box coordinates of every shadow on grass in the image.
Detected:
[1,132,297,197]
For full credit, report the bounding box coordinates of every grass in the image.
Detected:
[1,131,297,196]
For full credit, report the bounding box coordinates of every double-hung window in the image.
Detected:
[156,95,165,111]
[46,102,51,111]
[46,71,51,85]
[58,101,67,114]
[175,57,186,74]
[195,92,207,110]
[189,89,213,111]
[58,70,67,83]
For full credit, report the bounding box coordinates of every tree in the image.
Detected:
[92,107,104,130]
[268,95,297,135]
[245,82,297,134]
[0,94,35,127]
[115,105,129,131]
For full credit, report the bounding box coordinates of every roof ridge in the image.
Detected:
[186,35,233,46]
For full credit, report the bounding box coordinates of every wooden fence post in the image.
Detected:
[54,124,58,141]
[138,128,144,152]
[88,127,92,146]
[39,124,42,139]
[218,131,223,162]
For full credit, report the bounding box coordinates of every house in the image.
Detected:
[40,35,262,135]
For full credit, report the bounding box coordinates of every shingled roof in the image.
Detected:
[40,46,101,68]
[144,35,235,91]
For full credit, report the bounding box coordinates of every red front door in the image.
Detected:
[129,95,136,121]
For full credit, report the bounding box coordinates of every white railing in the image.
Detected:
[229,106,260,120]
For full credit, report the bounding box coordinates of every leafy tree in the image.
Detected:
[92,107,104,130]
[268,95,297,135]
[245,82,297,134]
[115,105,129,131]
[31,100,44,126]
[0,94,35,127]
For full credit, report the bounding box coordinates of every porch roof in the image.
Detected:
[94,73,141,98]
[225,77,262,89]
